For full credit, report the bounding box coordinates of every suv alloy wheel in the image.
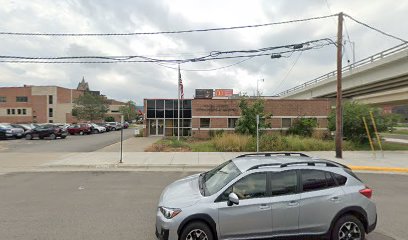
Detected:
[25,134,32,140]
[179,222,213,240]
[331,215,365,240]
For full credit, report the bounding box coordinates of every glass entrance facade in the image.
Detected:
[146,99,191,136]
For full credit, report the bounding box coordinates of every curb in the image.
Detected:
[349,166,408,173]
[43,164,408,173]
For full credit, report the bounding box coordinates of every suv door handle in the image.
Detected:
[259,204,271,210]
[330,196,340,202]
[288,201,299,207]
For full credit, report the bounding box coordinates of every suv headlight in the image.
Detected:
[159,206,182,219]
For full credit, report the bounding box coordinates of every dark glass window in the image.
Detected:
[49,95,53,104]
[17,109,22,115]
[326,172,336,187]
[333,173,347,186]
[183,100,192,109]
[22,109,27,115]
[228,118,238,128]
[301,170,328,192]
[183,110,192,118]
[271,171,298,196]
[156,100,164,109]
[165,100,173,110]
[200,118,210,128]
[147,110,155,118]
[147,100,155,109]
[282,118,292,128]
[156,110,164,118]
[11,109,15,114]
[165,110,174,118]
[183,119,191,127]
[0,96,6,102]
[49,108,53,117]
[16,96,28,102]
[7,109,11,115]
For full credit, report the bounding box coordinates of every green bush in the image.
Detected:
[288,118,317,137]
[212,133,255,152]
[104,116,115,122]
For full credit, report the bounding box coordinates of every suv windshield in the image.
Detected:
[202,160,241,196]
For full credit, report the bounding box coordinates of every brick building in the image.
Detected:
[144,97,332,138]
[0,80,125,124]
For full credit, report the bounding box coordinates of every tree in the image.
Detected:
[104,116,115,122]
[235,98,270,136]
[328,101,399,143]
[288,117,317,137]
[72,91,109,122]
[119,100,137,122]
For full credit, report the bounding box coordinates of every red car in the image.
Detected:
[67,123,92,135]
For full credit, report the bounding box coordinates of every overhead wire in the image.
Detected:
[0,14,338,37]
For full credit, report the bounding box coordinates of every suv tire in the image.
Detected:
[112,127,116,131]
[331,215,365,240]
[25,134,33,140]
[179,221,214,240]
[79,131,84,135]
[49,133,56,140]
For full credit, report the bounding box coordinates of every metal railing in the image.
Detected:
[277,42,408,96]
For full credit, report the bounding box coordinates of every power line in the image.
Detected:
[0,38,335,64]
[344,14,407,43]
[272,51,303,95]
[0,14,338,37]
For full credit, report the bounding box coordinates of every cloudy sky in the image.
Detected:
[1,0,407,105]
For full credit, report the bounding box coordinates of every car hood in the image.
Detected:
[158,173,202,208]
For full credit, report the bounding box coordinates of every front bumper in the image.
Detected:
[155,225,169,240]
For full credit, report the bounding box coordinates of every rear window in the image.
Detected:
[301,169,346,192]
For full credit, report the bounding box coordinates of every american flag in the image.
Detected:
[178,64,184,99]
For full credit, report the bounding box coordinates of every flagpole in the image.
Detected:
[177,64,180,141]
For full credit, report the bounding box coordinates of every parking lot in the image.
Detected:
[0,171,405,240]
[0,128,135,153]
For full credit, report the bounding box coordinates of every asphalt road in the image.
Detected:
[0,128,135,153]
[0,171,405,240]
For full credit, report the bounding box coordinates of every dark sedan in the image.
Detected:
[25,124,68,140]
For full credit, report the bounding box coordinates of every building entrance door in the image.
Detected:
[149,119,164,136]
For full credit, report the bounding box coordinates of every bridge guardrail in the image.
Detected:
[277,42,408,96]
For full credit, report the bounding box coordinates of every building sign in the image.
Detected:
[195,89,213,99]
[215,89,233,97]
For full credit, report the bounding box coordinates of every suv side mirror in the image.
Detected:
[227,192,239,206]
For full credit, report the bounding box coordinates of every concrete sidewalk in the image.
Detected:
[41,151,408,173]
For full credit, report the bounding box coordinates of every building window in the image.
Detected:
[228,118,238,128]
[282,118,292,128]
[0,96,6,102]
[16,96,28,102]
[49,95,53,104]
[49,120,54,123]
[11,109,15,115]
[200,118,210,128]
[49,108,53,117]
[111,110,119,113]
[22,109,27,115]
[17,109,22,115]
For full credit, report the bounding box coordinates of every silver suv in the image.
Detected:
[156,153,377,240]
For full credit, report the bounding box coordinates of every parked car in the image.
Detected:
[106,122,122,131]
[96,123,111,132]
[123,122,129,129]
[25,124,68,140]
[90,123,106,133]
[155,152,377,240]
[10,124,33,132]
[67,123,92,135]
[0,123,24,139]
[0,125,13,139]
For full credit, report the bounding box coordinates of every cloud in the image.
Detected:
[0,0,407,104]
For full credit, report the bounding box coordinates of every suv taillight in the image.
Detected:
[360,187,373,199]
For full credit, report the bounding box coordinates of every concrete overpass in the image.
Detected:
[278,43,408,106]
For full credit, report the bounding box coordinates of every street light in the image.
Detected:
[257,79,264,97]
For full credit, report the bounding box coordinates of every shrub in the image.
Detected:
[288,118,317,137]
[104,116,115,122]
[212,133,255,152]
[209,130,224,138]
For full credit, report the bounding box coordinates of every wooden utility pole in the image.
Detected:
[335,12,344,158]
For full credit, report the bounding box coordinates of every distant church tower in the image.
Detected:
[77,76,90,91]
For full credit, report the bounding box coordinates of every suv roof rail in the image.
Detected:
[247,160,344,171]
[236,152,309,158]
[280,161,340,168]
